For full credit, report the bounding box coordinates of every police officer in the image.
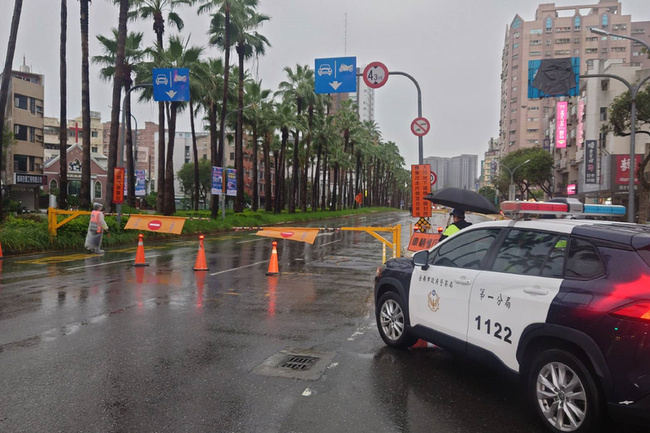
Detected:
[439,208,472,241]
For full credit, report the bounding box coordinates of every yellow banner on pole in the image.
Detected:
[124,215,186,235]
[255,227,320,244]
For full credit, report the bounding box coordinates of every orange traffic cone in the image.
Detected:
[134,234,149,267]
[266,241,280,276]
[193,235,208,271]
[411,339,429,349]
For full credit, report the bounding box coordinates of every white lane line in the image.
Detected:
[319,239,342,247]
[65,255,164,271]
[209,260,268,276]
[236,238,266,244]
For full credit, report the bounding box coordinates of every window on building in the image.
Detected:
[555,50,571,55]
[91,146,98,153]
[527,117,540,122]
[585,48,598,53]
[512,53,519,60]
[29,127,35,142]
[91,131,98,138]
[612,24,627,30]
[50,179,58,192]
[546,17,553,30]
[529,51,542,56]
[527,139,540,145]
[602,14,608,27]
[530,40,541,45]
[513,32,520,39]
[574,15,581,30]
[94,181,102,199]
[555,38,571,44]
[44,126,59,135]
[600,107,607,121]
[68,181,81,196]
[13,155,27,172]
[530,28,542,35]
[14,124,27,140]
[14,94,28,109]
[527,128,539,134]
[586,36,597,42]
[632,28,645,35]
[611,47,626,52]
[556,27,571,33]
[513,42,519,49]
[69,159,81,172]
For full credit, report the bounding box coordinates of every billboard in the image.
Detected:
[584,140,598,184]
[555,101,568,149]
[411,164,432,218]
[611,154,642,191]
[528,57,580,98]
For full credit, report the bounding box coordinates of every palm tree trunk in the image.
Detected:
[235,44,245,213]
[263,132,272,212]
[163,102,178,215]
[209,102,218,217]
[190,99,199,211]
[125,88,135,207]
[156,103,166,212]
[301,106,313,212]
[251,126,259,212]
[218,7,232,215]
[79,0,91,209]
[58,0,68,209]
[275,129,288,214]
[0,0,23,221]
[106,0,128,212]
[289,131,299,214]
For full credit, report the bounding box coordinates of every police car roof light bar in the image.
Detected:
[501,201,626,218]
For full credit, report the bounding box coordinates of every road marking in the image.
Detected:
[319,240,342,247]
[65,255,164,271]
[302,387,313,397]
[209,260,268,276]
[236,238,266,244]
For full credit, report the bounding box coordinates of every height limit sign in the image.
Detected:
[410,117,430,137]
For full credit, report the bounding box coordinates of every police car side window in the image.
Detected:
[492,229,559,276]
[431,229,501,270]
[565,238,605,279]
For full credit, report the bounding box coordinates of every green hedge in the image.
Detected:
[0,207,396,256]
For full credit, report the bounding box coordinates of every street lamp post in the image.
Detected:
[503,159,531,201]
[584,28,650,223]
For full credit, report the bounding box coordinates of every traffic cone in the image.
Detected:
[193,235,208,271]
[134,234,149,267]
[411,339,429,349]
[266,241,280,276]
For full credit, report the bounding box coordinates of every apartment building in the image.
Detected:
[1,62,45,209]
[499,1,650,158]
[44,113,105,163]
[480,138,501,189]
[424,154,479,191]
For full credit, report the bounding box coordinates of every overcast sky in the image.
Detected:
[2,0,650,168]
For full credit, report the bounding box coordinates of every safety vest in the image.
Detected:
[89,210,102,234]
[442,223,461,238]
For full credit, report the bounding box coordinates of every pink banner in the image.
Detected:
[577,99,584,149]
[556,101,568,149]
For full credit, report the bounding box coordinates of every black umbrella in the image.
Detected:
[424,187,498,215]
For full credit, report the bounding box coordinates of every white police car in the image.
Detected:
[374,201,650,433]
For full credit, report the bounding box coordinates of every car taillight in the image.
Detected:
[610,301,650,321]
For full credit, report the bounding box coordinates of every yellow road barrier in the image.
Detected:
[341,225,402,262]
[48,207,92,237]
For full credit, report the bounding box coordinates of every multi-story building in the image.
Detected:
[1,62,45,210]
[499,1,650,158]
[424,154,479,191]
[480,138,501,189]
[351,67,375,123]
[44,113,105,163]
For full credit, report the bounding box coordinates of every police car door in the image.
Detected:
[409,228,502,343]
[467,228,567,372]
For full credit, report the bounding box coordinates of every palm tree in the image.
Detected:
[276,64,313,213]
[231,2,269,212]
[193,58,226,214]
[79,0,93,209]
[130,0,187,212]
[58,0,68,209]
[197,0,236,217]
[0,0,23,221]
[242,79,271,211]
[93,29,145,207]
[147,35,203,215]
[259,100,275,211]
[271,100,300,214]
[103,0,129,212]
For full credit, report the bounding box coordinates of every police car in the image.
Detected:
[374,201,650,433]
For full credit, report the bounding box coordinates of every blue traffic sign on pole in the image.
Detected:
[153,68,190,102]
[314,57,357,94]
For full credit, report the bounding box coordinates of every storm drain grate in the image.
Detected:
[277,355,319,371]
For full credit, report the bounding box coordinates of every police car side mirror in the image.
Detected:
[413,250,430,270]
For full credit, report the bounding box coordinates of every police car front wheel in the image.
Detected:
[376,292,417,349]
[528,349,604,433]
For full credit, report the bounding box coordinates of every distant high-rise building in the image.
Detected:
[499,1,650,157]
[350,67,375,123]
[424,154,479,191]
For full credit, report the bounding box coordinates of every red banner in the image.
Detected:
[411,164,432,218]
[113,168,125,204]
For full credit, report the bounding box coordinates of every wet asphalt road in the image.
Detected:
[0,211,644,432]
